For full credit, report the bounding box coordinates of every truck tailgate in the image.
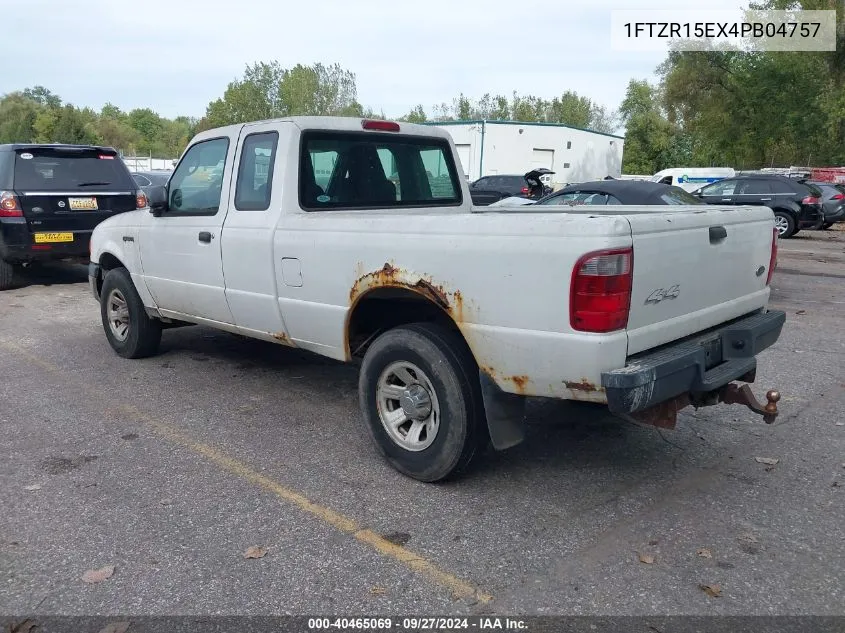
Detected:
[624,206,776,355]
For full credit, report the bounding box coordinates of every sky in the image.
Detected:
[1,0,746,121]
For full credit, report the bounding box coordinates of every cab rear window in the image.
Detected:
[13,148,136,191]
[299,131,462,210]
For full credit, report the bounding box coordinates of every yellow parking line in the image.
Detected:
[0,339,493,604]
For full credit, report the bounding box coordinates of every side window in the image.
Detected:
[299,132,462,210]
[168,137,230,216]
[658,176,673,185]
[538,192,592,206]
[235,132,279,211]
[604,194,623,205]
[700,180,737,196]
[582,193,609,205]
[737,180,771,195]
[420,148,458,199]
[132,174,151,187]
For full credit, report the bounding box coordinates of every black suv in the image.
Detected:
[469,174,530,205]
[0,144,145,289]
[694,174,824,238]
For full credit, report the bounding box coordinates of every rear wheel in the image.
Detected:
[821,222,834,230]
[100,267,162,359]
[358,322,486,482]
[0,260,15,291]
[773,211,796,238]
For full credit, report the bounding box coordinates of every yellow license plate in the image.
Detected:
[34,232,74,243]
[68,197,98,211]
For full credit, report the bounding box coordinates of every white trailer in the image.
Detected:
[425,120,624,188]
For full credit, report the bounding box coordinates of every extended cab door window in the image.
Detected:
[299,131,461,210]
[234,132,279,211]
[168,137,229,215]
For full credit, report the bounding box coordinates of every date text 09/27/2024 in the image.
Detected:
[307,617,528,630]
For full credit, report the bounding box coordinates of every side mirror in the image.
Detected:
[146,185,168,216]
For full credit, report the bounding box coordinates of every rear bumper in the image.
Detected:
[0,219,91,262]
[798,207,824,229]
[823,205,845,223]
[602,310,786,415]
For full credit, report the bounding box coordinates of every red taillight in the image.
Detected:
[521,187,529,194]
[570,248,633,333]
[766,227,778,285]
[0,191,23,217]
[362,119,400,132]
[832,193,845,201]
[31,244,52,251]
[135,191,148,209]
[801,196,820,205]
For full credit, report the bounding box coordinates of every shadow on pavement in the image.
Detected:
[8,261,89,289]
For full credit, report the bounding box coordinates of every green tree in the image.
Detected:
[618,80,677,174]
[22,85,61,109]
[52,105,98,144]
[0,93,39,143]
[400,104,428,123]
[127,108,165,154]
[546,91,593,127]
[203,61,364,128]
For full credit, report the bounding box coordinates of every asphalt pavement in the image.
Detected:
[1,230,843,617]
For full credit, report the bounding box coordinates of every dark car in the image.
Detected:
[469,174,530,205]
[0,144,145,290]
[804,180,845,228]
[534,179,706,206]
[693,175,824,238]
[131,170,172,198]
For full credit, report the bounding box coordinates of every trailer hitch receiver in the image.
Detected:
[719,384,781,424]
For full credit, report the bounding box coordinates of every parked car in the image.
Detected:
[490,179,703,207]
[804,181,845,229]
[534,179,707,206]
[131,170,172,195]
[694,175,824,238]
[0,143,147,290]
[89,117,784,482]
[469,174,531,205]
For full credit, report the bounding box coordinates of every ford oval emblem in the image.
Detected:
[57,201,65,208]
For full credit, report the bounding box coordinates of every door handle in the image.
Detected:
[760,198,772,201]
[720,198,732,202]
[709,225,728,243]
[198,231,212,243]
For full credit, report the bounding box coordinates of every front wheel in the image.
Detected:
[358,322,486,482]
[821,222,834,230]
[773,211,796,238]
[100,267,162,359]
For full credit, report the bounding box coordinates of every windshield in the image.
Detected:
[13,148,135,191]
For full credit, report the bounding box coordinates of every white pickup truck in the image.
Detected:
[89,117,785,482]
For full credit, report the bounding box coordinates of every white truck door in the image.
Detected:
[138,135,236,324]
[220,122,294,337]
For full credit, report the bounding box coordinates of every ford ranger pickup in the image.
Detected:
[88,117,785,482]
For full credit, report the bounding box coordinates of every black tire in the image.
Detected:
[0,260,15,291]
[358,322,487,482]
[100,267,162,359]
[773,211,797,238]
[821,222,834,230]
